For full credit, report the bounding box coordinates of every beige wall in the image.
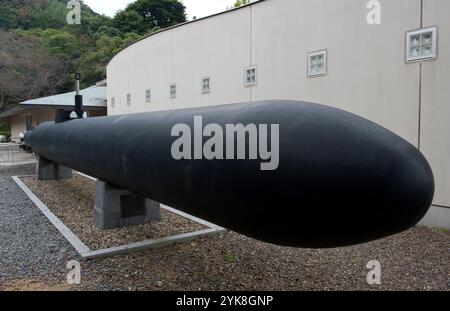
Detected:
[10,108,106,142]
[10,113,26,141]
[420,0,450,207]
[108,6,252,114]
[251,0,421,145]
[10,108,55,141]
[88,109,107,117]
[107,0,448,206]
[107,0,421,144]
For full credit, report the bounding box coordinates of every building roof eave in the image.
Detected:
[19,86,107,108]
[0,85,107,119]
[0,105,27,119]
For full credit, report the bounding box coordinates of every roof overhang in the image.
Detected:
[20,86,107,108]
[0,86,107,119]
[0,105,27,119]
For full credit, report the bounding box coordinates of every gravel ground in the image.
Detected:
[0,165,78,290]
[1,164,449,291]
[20,175,206,250]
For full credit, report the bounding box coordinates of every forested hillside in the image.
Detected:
[0,0,187,130]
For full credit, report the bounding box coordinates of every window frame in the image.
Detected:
[406,26,438,63]
[307,49,328,78]
[145,89,151,103]
[201,76,211,94]
[126,93,131,106]
[169,83,177,99]
[244,65,257,87]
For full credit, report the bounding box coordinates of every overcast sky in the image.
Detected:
[83,0,235,20]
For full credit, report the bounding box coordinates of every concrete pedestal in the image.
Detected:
[93,180,161,230]
[37,156,73,181]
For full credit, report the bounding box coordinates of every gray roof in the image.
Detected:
[21,86,106,107]
[0,86,107,119]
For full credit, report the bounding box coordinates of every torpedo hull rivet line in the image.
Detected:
[25,100,435,248]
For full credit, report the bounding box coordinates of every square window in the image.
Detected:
[126,94,131,106]
[170,83,177,99]
[201,76,210,94]
[410,47,420,57]
[422,44,433,56]
[245,66,257,87]
[411,35,421,47]
[406,27,437,62]
[145,89,151,103]
[422,33,432,44]
[308,50,327,77]
[111,97,115,109]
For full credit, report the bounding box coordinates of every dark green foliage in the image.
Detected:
[0,0,187,122]
[0,0,96,30]
[0,120,11,136]
[113,0,187,34]
[0,29,73,113]
[234,0,250,8]
[113,10,145,34]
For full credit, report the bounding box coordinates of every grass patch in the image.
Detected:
[224,254,236,264]
[435,228,450,236]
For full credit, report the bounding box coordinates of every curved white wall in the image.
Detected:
[108,4,253,115]
[108,0,421,142]
[420,0,450,207]
[107,0,450,207]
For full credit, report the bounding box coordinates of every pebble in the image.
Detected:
[1,164,449,291]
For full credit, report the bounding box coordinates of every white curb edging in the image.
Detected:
[83,228,223,259]
[13,175,226,259]
[12,176,90,255]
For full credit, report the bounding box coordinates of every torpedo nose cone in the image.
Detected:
[231,101,436,248]
[383,145,435,232]
[253,141,435,249]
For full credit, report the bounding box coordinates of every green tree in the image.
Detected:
[234,0,250,8]
[35,29,82,60]
[0,4,18,29]
[76,32,141,87]
[0,30,71,111]
[96,26,121,38]
[114,10,145,34]
[0,0,191,120]
[123,0,187,33]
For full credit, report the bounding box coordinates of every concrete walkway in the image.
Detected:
[0,144,36,166]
